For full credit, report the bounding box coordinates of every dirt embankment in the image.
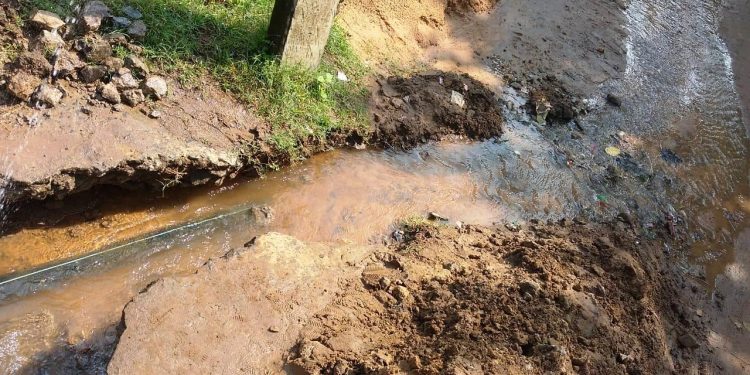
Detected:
[0,2,506,213]
[107,221,712,374]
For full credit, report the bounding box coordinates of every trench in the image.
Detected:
[0,0,749,372]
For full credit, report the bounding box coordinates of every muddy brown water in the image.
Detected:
[0,0,749,372]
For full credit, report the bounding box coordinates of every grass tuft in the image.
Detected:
[22,0,370,160]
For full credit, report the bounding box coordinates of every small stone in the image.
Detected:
[112,72,139,90]
[81,1,111,31]
[112,103,125,112]
[30,10,66,30]
[268,326,280,333]
[81,107,92,115]
[677,333,700,349]
[122,5,143,19]
[124,55,149,76]
[121,89,145,106]
[428,212,449,221]
[32,30,65,51]
[142,76,167,99]
[104,32,129,45]
[82,38,113,63]
[33,84,64,107]
[99,82,121,104]
[7,72,42,101]
[112,16,132,29]
[103,57,124,72]
[79,65,107,83]
[148,110,162,119]
[391,285,410,302]
[127,20,147,39]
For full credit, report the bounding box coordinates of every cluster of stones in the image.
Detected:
[3,1,167,109]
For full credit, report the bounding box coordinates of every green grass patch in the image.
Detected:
[21,0,370,160]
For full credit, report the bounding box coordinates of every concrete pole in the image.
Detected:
[267,0,340,70]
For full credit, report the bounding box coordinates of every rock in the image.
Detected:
[428,212,449,221]
[519,280,542,296]
[82,38,113,63]
[142,76,168,99]
[99,82,121,104]
[81,1,111,31]
[103,57,124,72]
[55,50,86,78]
[121,89,145,106]
[391,285,410,302]
[268,326,280,333]
[33,84,64,107]
[30,10,66,30]
[31,30,65,51]
[113,72,140,90]
[450,90,466,108]
[79,65,107,83]
[606,93,622,107]
[148,110,162,119]
[6,72,42,101]
[13,52,53,76]
[122,5,143,19]
[124,55,149,76]
[127,20,147,39]
[677,333,700,349]
[112,16,132,29]
[105,32,129,45]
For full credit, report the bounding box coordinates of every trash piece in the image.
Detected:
[450,90,465,108]
[605,146,621,156]
[337,71,348,82]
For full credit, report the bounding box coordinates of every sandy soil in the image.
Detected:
[109,220,711,374]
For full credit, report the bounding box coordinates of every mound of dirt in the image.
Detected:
[369,72,504,149]
[286,222,711,374]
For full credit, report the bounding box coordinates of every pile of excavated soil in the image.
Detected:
[107,221,712,374]
[369,72,503,149]
[286,222,711,374]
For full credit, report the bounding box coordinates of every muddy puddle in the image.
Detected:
[0,0,749,372]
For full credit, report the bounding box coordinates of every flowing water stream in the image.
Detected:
[0,0,749,372]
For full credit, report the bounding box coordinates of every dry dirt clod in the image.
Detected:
[81,1,111,31]
[34,84,64,107]
[29,10,66,30]
[7,72,42,101]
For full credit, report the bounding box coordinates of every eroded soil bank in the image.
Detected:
[108,221,711,374]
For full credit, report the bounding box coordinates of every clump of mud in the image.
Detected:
[286,221,709,374]
[369,72,504,149]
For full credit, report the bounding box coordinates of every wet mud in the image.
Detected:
[369,73,504,149]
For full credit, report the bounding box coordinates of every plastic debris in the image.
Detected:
[450,90,465,108]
